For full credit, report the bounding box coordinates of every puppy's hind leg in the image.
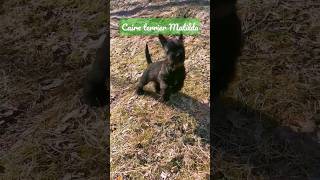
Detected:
[136,72,149,95]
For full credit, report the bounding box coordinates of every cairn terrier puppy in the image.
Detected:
[136,34,186,102]
[83,34,108,106]
[213,0,243,97]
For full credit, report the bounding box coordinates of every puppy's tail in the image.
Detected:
[145,43,152,64]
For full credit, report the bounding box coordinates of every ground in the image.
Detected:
[214,0,320,179]
[110,1,210,179]
[0,0,108,178]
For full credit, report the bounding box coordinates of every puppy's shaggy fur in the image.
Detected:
[213,0,243,97]
[83,34,108,106]
[136,34,186,102]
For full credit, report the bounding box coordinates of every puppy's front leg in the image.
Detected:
[136,71,149,95]
[159,80,170,102]
[154,82,160,94]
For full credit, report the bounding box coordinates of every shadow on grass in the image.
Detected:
[212,98,320,179]
[136,90,320,178]
[141,90,210,143]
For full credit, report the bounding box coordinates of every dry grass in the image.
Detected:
[214,0,320,179]
[235,0,320,132]
[110,1,210,179]
[0,0,108,178]
[1,0,319,179]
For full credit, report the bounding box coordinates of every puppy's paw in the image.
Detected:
[154,84,161,94]
[136,88,144,95]
[159,96,169,102]
[159,97,165,102]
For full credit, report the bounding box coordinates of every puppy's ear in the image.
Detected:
[158,34,167,48]
[179,33,184,43]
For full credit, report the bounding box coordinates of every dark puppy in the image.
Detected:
[83,34,109,106]
[213,0,243,97]
[212,1,243,174]
[136,34,186,102]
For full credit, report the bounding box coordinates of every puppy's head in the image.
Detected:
[158,34,185,64]
[214,0,237,18]
[215,0,237,6]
